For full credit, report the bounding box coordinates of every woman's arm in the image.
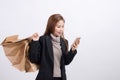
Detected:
[28,33,41,64]
[64,38,80,65]
[64,49,77,65]
[28,40,41,64]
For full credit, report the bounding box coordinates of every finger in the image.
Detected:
[35,33,39,37]
[34,33,37,37]
[33,33,39,38]
[77,39,80,44]
[72,44,77,49]
[76,40,80,46]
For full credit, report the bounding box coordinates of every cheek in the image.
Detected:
[53,28,59,34]
[55,28,60,32]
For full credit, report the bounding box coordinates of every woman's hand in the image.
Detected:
[31,33,39,41]
[71,37,80,51]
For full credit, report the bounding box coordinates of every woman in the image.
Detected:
[28,14,80,80]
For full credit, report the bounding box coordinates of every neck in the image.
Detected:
[50,34,60,43]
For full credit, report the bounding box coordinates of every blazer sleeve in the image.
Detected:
[28,39,41,64]
[64,49,77,65]
[62,39,77,65]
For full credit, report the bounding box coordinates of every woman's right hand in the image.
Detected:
[32,33,39,41]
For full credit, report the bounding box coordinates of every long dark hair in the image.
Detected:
[44,14,68,52]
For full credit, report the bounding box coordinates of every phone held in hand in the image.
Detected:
[74,37,81,45]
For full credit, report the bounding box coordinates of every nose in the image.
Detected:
[60,26,64,31]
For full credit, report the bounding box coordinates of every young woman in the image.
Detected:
[28,14,80,80]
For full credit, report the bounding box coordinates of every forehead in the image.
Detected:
[56,20,64,25]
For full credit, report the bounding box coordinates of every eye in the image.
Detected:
[57,25,61,28]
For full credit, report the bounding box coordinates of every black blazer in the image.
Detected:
[28,35,77,80]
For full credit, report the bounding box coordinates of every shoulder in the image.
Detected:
[60,37,69,48]
[39,35,51,41]
[60,37,68,44]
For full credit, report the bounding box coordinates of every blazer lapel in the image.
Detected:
[60,38,66,55]
[46,36,54,63]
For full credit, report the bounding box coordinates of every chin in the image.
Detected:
[57,35,61,37]
[57,35,60,37]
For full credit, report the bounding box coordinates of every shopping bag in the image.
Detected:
[1,35,39,72]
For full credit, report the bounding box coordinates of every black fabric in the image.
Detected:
[53,77,62,80]
[28,35,77,80]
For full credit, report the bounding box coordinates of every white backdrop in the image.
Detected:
[0,0,120,80]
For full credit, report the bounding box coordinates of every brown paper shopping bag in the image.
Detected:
[1,35,39,72]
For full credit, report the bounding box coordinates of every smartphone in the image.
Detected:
[74,37,81,45]
[71,37,81,49]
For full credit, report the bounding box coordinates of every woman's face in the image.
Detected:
[53,20,64,37]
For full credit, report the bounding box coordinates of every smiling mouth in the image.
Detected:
[58,32,62,34]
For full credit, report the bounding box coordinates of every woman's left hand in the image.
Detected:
[71,37,80,51]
